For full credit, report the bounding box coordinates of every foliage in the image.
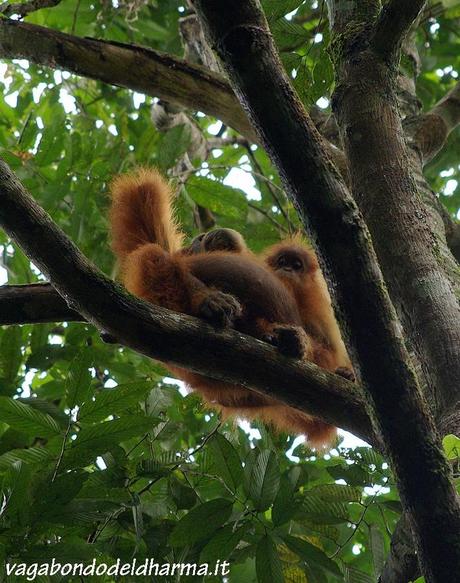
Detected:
[0,0,459,581]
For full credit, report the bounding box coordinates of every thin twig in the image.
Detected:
[51,413,74,482]
[247,201,289,234]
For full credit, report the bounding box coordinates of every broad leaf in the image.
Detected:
[169,498,233,546]
[244,450,280,511]
[0,397,61,437]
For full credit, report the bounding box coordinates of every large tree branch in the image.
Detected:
[0,158,374,445]
[371,0,427,60]
[0,18,348,178]
[191,1,460,581]
[0,18,255,141]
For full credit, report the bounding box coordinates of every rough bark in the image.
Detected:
[326,2,460,581]
[191,1,460,581]
[331,7,460,580]
[329,2,460,420]
[0,159,374,445]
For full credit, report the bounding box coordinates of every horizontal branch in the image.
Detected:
[0,18,255,141]
[372,0,427,60]
[0,19,348,177]
[0,283,80,324]
[405,81,460,163]
[0,158,374,445]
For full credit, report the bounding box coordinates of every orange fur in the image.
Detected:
[109,169,339,448]
[264,239,352,372]
[110,168,183,260]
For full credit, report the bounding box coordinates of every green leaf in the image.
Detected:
[284,534,342,578]
[272,474,297,526]
[346,446,384,468]
[72,415,158,450]
[26,345,79,371]
[186,176,247,219]
[1,150,23,169]
[0,397,61,437]
[344,565,374,583]
[0,447,52,470]
[327,463,369,486]
[380,500,403,515]
[169,475,198,510]
[18,116,39,151]
[207,433,243,492]
[262,0,305,21]
[301,496,349,524]
[2,461,31,525]
[255,535,283,583]
[30,323,52,354]
[169,498,233,546]
[34,114,66,166]
[445,5,460,17]
[78,381,153,422]
[311,54,334,101]
[293,59,313,105]
[271,18,309,51]
[308,484,362,503]
[65,349,93,408]
[230,557,258,583]
[244,450,280,511]
[369,524,385,579]
[36,471,88,514]
[24,538,97,563]
[200,523,249,564]
[137,459,170,479]
[443,434,460,459]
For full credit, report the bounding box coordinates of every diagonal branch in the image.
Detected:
[0,158,374,445]
[371,0,427,60]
